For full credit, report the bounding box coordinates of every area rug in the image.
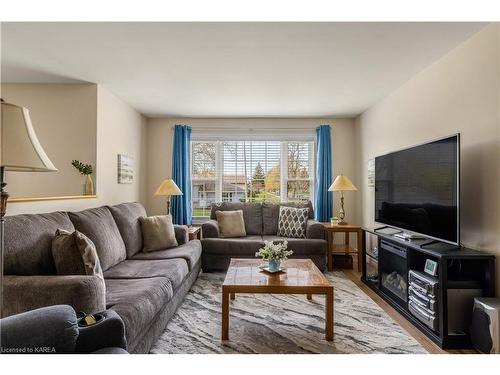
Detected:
[151,271,427,354]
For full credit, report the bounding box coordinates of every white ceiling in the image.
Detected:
[1,22,486,118]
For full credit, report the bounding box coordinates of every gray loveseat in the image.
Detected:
[3,202,201,353]
[201,201,327,271]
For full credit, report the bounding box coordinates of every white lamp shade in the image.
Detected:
[1,101,57,172]
[154,179,183,196]
[328,174,357,192]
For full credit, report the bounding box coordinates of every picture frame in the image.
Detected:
[117,154,134,184]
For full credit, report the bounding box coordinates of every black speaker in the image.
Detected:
[470,298,500,354]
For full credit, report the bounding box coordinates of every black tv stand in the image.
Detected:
[361,227,495,349]
[420,240,460,251]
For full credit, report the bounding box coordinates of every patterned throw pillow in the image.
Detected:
[277,206,309,238]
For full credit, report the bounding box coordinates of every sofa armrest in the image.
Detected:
[0,305,79,353]
[174,225,189,245]
[76,309,127,353]
[306,220,326,240]
[201,220,220,238]
[3,275,106,318]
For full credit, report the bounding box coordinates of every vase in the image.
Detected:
[268,259,281,272]
[84,175,94,195]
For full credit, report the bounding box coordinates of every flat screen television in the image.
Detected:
[375,134,459,245]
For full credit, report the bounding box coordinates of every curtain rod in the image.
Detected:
[186,127,316,131]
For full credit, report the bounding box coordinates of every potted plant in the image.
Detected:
[255,240,293,272]
[71,160,94,195]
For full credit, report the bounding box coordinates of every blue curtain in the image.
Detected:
[171,124,192,225]
[314,124,333,222]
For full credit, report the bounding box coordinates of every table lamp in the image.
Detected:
[1,99,58,317]
[328,174,357,225]
[154,179,183,215]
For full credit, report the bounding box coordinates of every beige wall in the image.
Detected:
[356,24,500,292]
[2,83,97,198]
[6,85,147,215]
[146,118,359,229]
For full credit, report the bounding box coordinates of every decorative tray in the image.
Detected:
[259,265,286,274]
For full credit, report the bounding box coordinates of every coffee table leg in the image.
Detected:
[307,293,312,300]
[222,287,230,340]
[325,288,334,341]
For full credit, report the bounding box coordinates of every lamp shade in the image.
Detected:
[154,179,183,196]
[328,174,357,192]
[1,101,57,172]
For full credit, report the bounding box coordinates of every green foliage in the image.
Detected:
[250,162,266,193]
[71,160,93,175]
[252,162,265,180]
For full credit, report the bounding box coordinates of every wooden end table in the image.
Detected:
[221,258,334,341]
[322,223,363,272]
[188,226,202,241]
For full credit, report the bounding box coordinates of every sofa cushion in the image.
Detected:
[69,207,127,271]
[51,229,104,279]
[105,277,173,348]
[277,206,309,238]
[262,201,314,235]
[131,240,202,270]
[215,210,246,238]
[201,236,264,255]
[103,259,188,290]
[108,202,147,258]
[4,211,75,275]
[262,235,327,256]
[210,202,263,235]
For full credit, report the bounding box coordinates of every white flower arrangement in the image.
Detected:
[255,240,293,261]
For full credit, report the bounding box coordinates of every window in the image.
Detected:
[191,140,314,219]
[191,142,216,218]
[286,142,313,203]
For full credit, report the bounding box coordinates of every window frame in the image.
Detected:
[190,139,315,220]
[281,141,315,203]
[191,141,219,219]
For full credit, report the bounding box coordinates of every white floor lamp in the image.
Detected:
[0,99,57,321]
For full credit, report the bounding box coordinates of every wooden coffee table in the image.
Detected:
[221,258,334,341]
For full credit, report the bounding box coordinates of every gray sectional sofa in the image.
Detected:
[201,201,327,271]
[3,202,201,353]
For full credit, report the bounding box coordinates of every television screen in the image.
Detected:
[375,135,459,245]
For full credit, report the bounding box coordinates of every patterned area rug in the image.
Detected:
[151,271,427,354]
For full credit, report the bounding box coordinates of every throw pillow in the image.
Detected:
[52,229,104,279]
[215,210,246,238]
[139,215,178,252]
[277,206,309,238]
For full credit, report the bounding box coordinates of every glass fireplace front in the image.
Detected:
[379,240,408,307]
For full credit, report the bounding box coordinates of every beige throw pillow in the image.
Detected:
[215,210,246,238]
[52,229,104,280]
[139,215,178,252]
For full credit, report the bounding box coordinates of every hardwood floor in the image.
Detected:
[342,262,475,354]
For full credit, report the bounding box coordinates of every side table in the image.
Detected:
[322,223,363,272]
[188,226,202,241]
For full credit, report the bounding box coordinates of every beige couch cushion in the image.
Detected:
[139,215,178,252]
[215,210,246,238]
